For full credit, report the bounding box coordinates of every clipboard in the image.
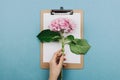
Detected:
[40,7,84,69]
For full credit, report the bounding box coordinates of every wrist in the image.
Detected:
[49,76,57,80]
[49,70,58,80]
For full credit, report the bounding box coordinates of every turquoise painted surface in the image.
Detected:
[0,0,120,80]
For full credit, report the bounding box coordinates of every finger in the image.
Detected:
[56,52,65,60]
[57,50,62,57]
[57,52,66,58]
[52,49,62,61]
[58,55,64,67]
[57,52,62,57]
[64,57,66,61]
[57,53,66,64]
[63,63,67,67]
[56,56,60,64]
[56,55,63,64]
[56,49,62,53]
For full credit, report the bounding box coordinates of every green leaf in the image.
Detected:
[69,39,91,55]
[37,29,61,42]
[64,35,74,44]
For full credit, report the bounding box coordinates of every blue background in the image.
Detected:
[0,0,120,80]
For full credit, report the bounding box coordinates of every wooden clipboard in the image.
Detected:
[40,9,84,69]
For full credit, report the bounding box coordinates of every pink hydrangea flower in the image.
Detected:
[49,18,76,33]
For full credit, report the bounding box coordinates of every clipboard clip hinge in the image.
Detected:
[51,7,73,15]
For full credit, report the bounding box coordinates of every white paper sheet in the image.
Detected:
[43,13,82,63]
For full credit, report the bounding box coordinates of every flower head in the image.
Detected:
[49,18,76,33]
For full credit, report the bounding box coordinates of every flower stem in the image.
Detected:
[62,36,65,54]
[59,32,65,80]
[61,31,65,53]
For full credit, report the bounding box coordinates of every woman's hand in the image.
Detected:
[49,49,66,80]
